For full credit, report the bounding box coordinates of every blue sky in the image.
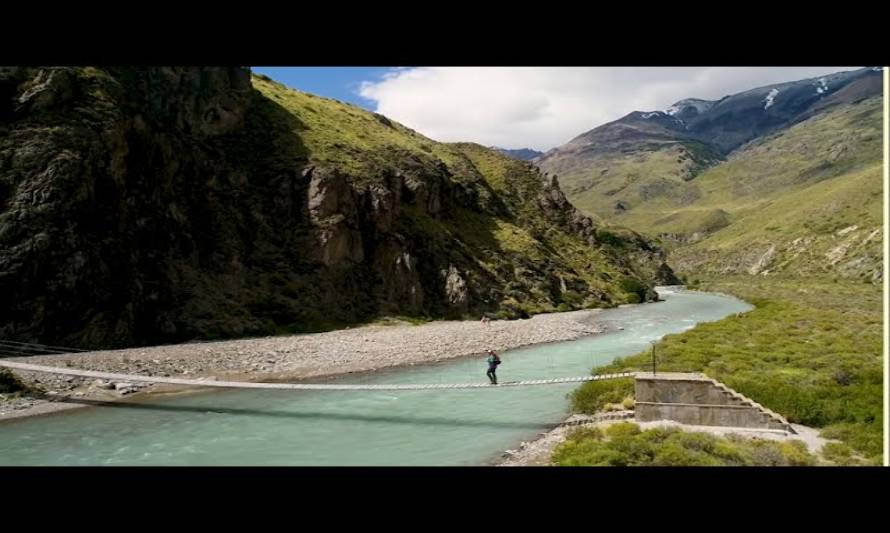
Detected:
[252,66,393,110]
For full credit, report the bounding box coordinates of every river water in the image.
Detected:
[0,288,750,465]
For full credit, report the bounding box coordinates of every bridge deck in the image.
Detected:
[0,360,634,391]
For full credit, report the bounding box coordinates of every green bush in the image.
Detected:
[819,422,883,457]
[0,368,27,394]
[596,230,627,247]
[621,293,640,304]
[565,426,604,442]
[570,378,634,413]
[561,290,584,306]
[605,421,641,438]
[580,276,883,463]
[553,424,820,466]
[653,441,723,466]
[820,442,863,465]
[494,310,514,320]
[777,441,818,466]
[618,277,648,303]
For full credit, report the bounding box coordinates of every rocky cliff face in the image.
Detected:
[0,67,676,348]
[536,174,680,291]
[1,67,259,347]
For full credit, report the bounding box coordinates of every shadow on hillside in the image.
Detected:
[216,87,312,174]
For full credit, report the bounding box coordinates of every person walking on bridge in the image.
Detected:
[486,349,501,385]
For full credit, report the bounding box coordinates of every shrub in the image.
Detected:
[618,277,648,303]
[624,293,642,304]
[821,442,858,465]
[552,425,819,467]
[494,310,514,320]
[0,369,27,394]
[561,290,584,306]
[668,431,718,454]
[570,378,634,413]
[778,441,818,466]
[621,396,635,410]
[596,230,626,247]
[605,422,641,438]
[579,276,883,462]
[566,426,604,441]
[653,441,722,466]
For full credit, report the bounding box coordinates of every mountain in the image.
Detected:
[492,147,544,161]
[0,67,676,349]
[537,67,882,219]
[537,67,883,281]
[660,96,883,280]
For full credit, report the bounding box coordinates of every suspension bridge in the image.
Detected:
[0,339,634,391]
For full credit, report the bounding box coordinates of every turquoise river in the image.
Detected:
[0,288,751,465]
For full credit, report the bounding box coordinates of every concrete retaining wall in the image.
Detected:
[633,372,792,432]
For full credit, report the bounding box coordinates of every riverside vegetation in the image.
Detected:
[566,276,882,465]
[552,422,819,466]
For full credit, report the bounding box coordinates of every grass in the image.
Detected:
[650,208,732,238]
[552,422,818,466]
[246,74,666,321]
[570,275,883,464]
[671,163,882,278]
[571,378,635,413]
[250,74,463,179]
[593,96,883,281]
[448,142,521,193]
[546,140,722,218]
[692,97,882,205]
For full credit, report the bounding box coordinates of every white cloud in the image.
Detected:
[357,67,858,151]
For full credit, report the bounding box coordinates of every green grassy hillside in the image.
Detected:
[609,95,883,280]
[249,75,677,316]
[555,140,723,216]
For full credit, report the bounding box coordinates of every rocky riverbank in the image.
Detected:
[1,309,607,421]
[496,412,634,466]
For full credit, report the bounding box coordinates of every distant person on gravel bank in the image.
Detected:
[486,349,501,385]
